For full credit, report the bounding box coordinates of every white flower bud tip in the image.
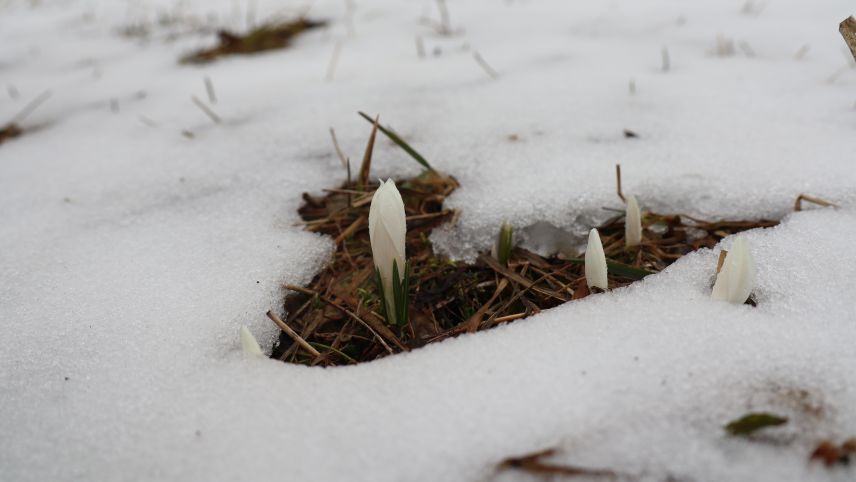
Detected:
[711,236,755,304]
[368,179,407,324]
[585,228,608,290]
[625,195,642,247]
[239,325,263,356]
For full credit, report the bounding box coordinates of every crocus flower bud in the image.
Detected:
[239,325,263,356]
[492,220,514,266]
[585,228,608,290]
[368,179,406,324]
[625,195,642,247]
[711,236,755,304]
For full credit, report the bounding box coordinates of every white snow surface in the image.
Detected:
[2,0,856,480]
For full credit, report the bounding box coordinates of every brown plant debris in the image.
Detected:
[180,18,326,64]
[724,412,788,436]
[270,170,778,366]
[810,438,856,467]
[1,90,52,147]
[0,123,23,145]
[841,16,856,62]
[497,448,619,479]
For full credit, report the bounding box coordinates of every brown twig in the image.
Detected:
[284,284,401,353]
[498,448,618,479]
[334,215,366,244]
[266,310,321,358]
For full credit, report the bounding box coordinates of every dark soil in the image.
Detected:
[269,170,777,366]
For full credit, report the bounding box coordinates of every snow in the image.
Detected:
[1,0,855,481]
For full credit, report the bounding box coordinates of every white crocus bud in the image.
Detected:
[625,195,642,247]
[585,228,608,290]
[239,325,263,356]
[368,179,406,324]
[711,236,755,304]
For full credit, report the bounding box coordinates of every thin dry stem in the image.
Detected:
[794,193,837,211]
[191,95,221,124]
[266,310,322,357]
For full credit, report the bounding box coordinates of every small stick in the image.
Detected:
[716,250,728,273]
[492,312,527,323]
[661,46,670,72]
[615,164,626,202]
[794,193,838,211]
[473,51,499,79]
[628,79,636,95]
[266,310,322,358]
[204,76,217,104]
[463,278,508,332]
[328,127,348,168]
[9,90,52,125]
[284,284,401,353]
[326,40,344,81]
[191,95,221,124]
[405,210,452,222]
[794,44,810,60]
[334,214,366,244]
[7,85,19,100]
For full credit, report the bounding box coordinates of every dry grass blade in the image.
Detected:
[1,90,52,147]
[329,127,348,168]
[498,448,619,479]
[180,18,327,64]
[357,111,433,170]
[473,51,499,79]
[266,310,321,357]
[358,115,379,189]
[9,90,52,125]
[204,76,217,103]
[794,193,838,211]
[191,96,221,124]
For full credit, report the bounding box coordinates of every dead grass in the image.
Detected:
[270,170,777,366]
[0,123,23,145]
[180,18,326,64]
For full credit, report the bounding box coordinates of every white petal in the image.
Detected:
[625,195,642,247]
[368,179,407,324]
[711,236,755,304]
[585,228,609,290]
[239,325,263,356]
